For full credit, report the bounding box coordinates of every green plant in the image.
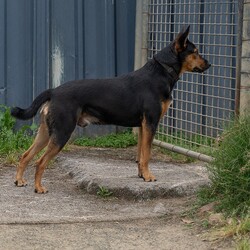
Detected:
[198,116,250,217]
[221,216,250,238]
[201,219,210,229]
[0,105,15,130]
[205,216,250,246]
[97,186,113,198]
[0,106,34,160]
[74,130,137,148]
[236,238,250,250]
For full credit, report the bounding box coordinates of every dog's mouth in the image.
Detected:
[192,67,204,73]
[193,63,211,73]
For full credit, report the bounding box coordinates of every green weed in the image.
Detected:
[0,105,15,130]
[0,106,34,162]
[97,186,113,198]
[206,216,250,247]
[74,130,137,148]
[236,237,250,250]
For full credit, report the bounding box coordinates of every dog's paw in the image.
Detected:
[138,169,143,178]
[34,186,48,194]
[142,173,157,182]
[14,179,27,187]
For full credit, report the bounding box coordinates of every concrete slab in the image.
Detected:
[58,147,209,200]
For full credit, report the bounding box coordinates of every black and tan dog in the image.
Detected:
[11,26,210,193]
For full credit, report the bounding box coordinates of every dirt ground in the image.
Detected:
[0,146,234,250]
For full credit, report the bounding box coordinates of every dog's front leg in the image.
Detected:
[136,127,142,177]
[139,118,157,182]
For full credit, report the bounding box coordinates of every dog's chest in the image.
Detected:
[160,96,173,119]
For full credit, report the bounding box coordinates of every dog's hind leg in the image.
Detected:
[34,139,61,193]
[139,117,157,182]
[34,115,76,193]
[15,121,49,187]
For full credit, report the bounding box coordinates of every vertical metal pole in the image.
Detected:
[134,0,149,70]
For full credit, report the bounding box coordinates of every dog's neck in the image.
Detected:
[153,56,180,82]
[152,43,182,81]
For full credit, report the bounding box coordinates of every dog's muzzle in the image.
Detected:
[193,59,211,73]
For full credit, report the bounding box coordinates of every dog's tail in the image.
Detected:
[11,89,52,120]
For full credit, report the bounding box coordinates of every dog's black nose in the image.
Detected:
[204,59,211,69]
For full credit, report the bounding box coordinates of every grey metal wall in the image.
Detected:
[0,0,136,135]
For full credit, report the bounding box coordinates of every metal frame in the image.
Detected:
[141,0,242,159]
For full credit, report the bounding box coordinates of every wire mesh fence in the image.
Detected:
[147,0,240,156]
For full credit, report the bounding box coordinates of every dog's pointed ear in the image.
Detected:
[174,25,190,52]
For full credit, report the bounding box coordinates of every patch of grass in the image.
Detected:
[97,186,113,198]
[196,187,217,208]
[236,237,250,250]
[201,116,250,217]
[194,116,250,246]
[74,130,137,148]
[0,106,34,163]
[219,216,250,238]
[4,152,21,166]
[205,216,250,246]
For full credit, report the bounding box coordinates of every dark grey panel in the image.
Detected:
[33,0,51,95]
[0,0,6,104]
[83,0,116,78]
[115,0,136,75]
[5,0,34,108]
[0,0,136,136]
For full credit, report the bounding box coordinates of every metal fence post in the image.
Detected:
[240,0,250,114]
[133,0,149,135]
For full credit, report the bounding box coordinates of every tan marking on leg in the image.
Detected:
[34,140,60,194]
[140,118,156,182]
[15,121,49,187]
[160,99,172,119]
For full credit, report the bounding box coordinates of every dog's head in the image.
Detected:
[153,26,211,75]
